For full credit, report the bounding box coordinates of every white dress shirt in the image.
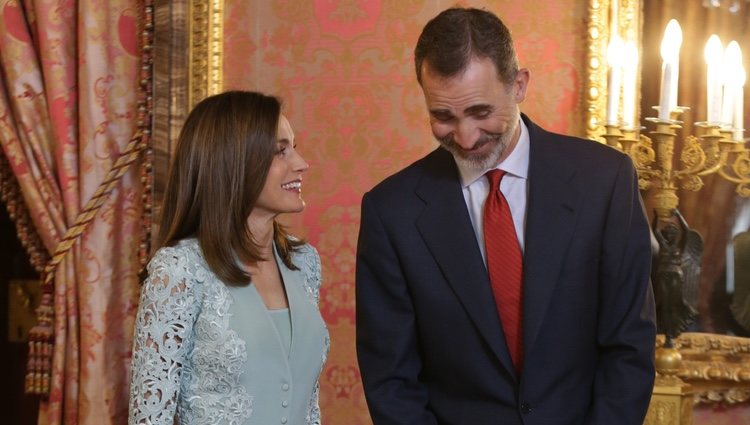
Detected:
[455,119,530,264]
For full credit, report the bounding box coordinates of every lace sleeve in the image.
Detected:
[300,244,322,305]
[306,381,322,425]
[128,248,202,425]
[302,244,326,424]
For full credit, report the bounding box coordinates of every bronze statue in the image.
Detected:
[652,209,703,344]
[731,229,750,332]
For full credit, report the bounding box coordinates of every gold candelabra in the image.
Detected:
[603,108,750,222]
[605,109,750,425]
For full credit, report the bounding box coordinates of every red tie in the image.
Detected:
[483,169,523,372]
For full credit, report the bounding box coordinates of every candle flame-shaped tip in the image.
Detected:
[739,66,746,87]
[623,41,638,65]
[660,19,683,63]
[607,36,624,66]
[724,41,743,84]
[704,35,723,63]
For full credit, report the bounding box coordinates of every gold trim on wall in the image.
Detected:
[584,0,642,142]
[188,0,224,109]
[660,333,750,405]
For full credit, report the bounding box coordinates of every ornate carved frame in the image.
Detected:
[658,333,750,405]
[586,0,750,407]
[152,0,223,238]
[584,0,642,142]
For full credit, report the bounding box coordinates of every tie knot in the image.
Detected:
[486,169,506,192]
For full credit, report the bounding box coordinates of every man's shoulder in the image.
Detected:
[530,122,630,169]
[367,147,447,198]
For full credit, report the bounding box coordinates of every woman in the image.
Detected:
[129,91,329,425]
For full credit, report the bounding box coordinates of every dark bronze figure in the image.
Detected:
[731,229,750,332]
[652,209,703,345]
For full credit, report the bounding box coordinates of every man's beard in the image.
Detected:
[437,110,520,171]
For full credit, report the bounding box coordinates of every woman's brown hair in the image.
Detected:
[156,90,304,286]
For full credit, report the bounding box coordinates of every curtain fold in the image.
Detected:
[0,1,148,423]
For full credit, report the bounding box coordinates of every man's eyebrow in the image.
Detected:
[464,104,492,114]
[429,108,453,116]
[429,104,492,116]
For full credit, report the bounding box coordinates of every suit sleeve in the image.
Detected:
[585,155,657,425]
[356,192,438,425]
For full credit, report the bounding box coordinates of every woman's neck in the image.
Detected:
[247,214,274,258]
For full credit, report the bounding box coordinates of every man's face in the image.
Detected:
[420,56,528,170]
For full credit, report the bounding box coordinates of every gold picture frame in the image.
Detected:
[187,0,224,109]
[584,0,642,142]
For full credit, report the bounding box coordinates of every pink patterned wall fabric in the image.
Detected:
[223,1,585,423]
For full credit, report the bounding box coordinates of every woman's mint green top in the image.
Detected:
[128,238,329,425]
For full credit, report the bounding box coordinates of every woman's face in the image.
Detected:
[253,114,309,219]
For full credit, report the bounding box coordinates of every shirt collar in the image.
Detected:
[456,118,530,188]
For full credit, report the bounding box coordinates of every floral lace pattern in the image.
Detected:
[299,244,329,425]
[129,241,252,425]
[129,239,327,425]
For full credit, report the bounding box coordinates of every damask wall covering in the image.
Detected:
[223,1,585,423]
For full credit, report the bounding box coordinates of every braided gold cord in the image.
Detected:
[41,130,147,286]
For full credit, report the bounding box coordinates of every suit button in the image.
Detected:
[282,383,289,391]
[281,417,287,424]
[282,400,289,408]
[520,402,532,414]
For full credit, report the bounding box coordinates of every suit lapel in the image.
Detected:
[415,149,516,377]
[522,118,582,355]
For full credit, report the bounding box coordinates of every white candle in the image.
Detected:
[734,65,745,141]
[659,63,674,121]
[721,41,742,126]
[659,20,682,120]
[670,59,680,113]
[622,41,639,129]
[704,35,724,123]
[606,37,623,125]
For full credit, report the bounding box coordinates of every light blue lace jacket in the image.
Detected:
[128,238,329,425]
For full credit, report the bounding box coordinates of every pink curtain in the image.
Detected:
[0,1,145,424]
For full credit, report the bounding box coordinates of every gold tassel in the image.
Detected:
[25,289,53,396]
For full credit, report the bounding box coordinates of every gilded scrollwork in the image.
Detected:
[644,400,678,425]
[584,0,642,142]
[189,0,223,108]
[657,333,750,405]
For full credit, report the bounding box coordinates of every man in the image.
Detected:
[356,7,656,425]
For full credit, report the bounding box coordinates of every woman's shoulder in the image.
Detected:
[146,238,213,286]
[288,240,320,271]
[149,238,202,267]
[287,240,323,301]
[290,240,318,259]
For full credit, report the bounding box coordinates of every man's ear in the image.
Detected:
[513,68,530,103]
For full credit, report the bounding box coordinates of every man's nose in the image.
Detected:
[454,122,479,150]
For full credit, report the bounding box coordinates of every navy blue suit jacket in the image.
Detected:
[356,115,656,425]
